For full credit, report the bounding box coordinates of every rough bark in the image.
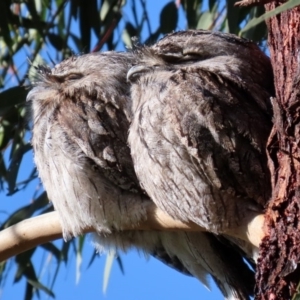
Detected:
[255,3,300,299]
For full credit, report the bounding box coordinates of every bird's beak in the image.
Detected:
[127,65,151,82]
[26,86,52,102]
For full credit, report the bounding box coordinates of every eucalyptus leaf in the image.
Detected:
[103,250,116,294]
[40,243,61,261]
[79,0,92,53]
[197,11,214,29]
[0,87,27,110]
[159,2,178,34]
[27,278,55,297]
[48,33,65,51]
[2,192,48,229]
[242,0,300,32]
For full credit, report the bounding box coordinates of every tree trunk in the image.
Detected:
[256,4,300,299]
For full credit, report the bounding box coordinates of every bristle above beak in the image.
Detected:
[35,65,51,75]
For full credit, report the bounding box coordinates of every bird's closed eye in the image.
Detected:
[67,73,83,81]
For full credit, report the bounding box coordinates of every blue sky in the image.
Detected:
[1,1,224,299]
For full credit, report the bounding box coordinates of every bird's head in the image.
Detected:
[128,30,273,94]
[27,52,135,105]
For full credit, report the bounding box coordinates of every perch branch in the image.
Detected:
[0,204,265,262]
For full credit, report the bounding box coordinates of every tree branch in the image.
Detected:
[0,204,265,262]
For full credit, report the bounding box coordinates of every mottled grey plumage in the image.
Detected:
[27,34,265,300]
[128,30,273,235]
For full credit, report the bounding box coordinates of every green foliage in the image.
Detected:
[242,0,300,32]
[0,0,269,298]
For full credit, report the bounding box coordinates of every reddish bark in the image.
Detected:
[255,3,300,299]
